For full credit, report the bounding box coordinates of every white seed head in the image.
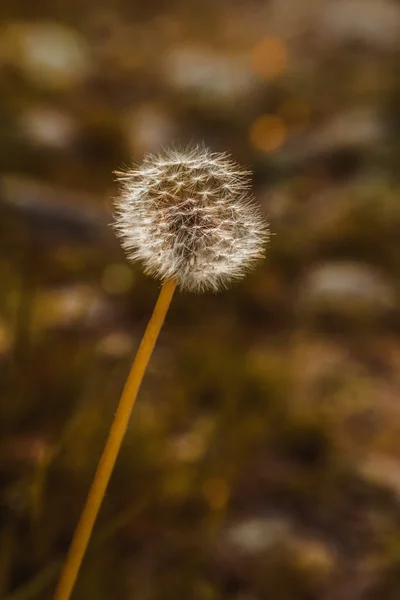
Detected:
[113,146,269,293]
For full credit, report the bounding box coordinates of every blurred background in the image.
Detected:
[1,0,400,598]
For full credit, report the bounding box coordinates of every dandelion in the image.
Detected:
[54,146,269,600]
[114,146,269,292]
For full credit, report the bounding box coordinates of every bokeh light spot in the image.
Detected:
[250,36,288,80]
[250,115,286,152]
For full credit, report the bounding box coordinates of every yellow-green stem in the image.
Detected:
[53,279,176,600]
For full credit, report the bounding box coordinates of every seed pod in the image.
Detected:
[114,146,269,292]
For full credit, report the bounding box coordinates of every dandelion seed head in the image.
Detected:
[113,146,269,292]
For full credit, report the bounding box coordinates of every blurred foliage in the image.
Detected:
[1,0,400,598]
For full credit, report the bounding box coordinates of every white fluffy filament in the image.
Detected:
[114,146,269,293]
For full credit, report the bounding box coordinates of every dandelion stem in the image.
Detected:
[53,279,176,600]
